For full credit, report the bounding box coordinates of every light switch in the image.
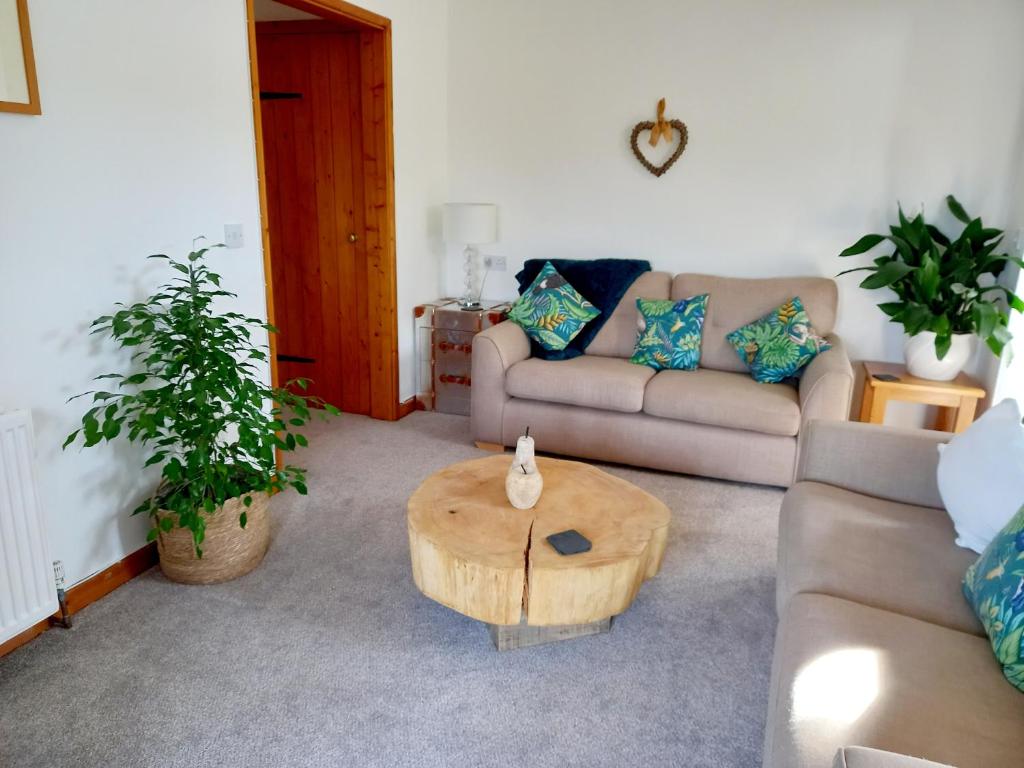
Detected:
[224,223,244,249]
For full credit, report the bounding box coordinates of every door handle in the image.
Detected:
[348,233,359,243]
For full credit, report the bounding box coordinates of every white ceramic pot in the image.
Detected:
[904,331,974,381]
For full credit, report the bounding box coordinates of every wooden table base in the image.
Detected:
[488,617,613,651]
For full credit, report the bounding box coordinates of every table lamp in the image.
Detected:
[443,202,497,310]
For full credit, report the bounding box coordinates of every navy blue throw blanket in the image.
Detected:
[515,258,651,360]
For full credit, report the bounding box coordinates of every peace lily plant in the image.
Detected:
[65,243,338,582]
[838,195,1024,380]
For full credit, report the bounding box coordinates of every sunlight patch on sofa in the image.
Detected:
[792,648,880,724]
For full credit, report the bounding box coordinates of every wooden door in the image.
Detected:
[257,26,370,414]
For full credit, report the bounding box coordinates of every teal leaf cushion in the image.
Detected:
[507,261,600,351]
[964,504,1024,693]
[725,297,831,383]
[630,295,709,371]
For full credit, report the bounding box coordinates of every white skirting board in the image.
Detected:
[0,410,57,644]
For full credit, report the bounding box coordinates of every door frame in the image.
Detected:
[245,0,399,420]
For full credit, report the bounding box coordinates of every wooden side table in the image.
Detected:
[858,361,986,433]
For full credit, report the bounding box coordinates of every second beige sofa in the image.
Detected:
[766,420,1024,767]
[471,272,854,486]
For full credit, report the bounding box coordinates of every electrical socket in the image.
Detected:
[483,255,507,272]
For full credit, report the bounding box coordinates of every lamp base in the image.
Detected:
[458,300,482,311]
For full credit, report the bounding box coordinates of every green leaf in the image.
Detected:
[102,419,121,440]
[838,233,886,257]
[836,266,874,277]
[877,301,905,318]
[146,528,160,542]
[925,225,950,247]
[946,195,971,224]
[900,303,933,335]
[898,205,920,249]
[934,333,952,360]
[239,511,248,529]
[973,302,998,339]
[860,260,914,290]
[916,253,940,301]
[888,236,913,263]
[1003,288,1024,313]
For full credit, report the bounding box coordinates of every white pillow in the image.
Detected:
[937,398,1024,553]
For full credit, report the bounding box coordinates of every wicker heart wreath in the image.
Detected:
[630,99,688,177]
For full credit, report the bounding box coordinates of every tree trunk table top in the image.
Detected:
[407,455,670,627]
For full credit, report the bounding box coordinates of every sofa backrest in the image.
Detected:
[672,274,838,373]
[586,271,672,358]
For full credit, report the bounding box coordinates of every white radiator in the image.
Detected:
[0,410,57,644]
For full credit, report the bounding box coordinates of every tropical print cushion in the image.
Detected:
[630,295,709,371]
[507,261,600,351]
[963,504,1024,693]
[725,297,831,383]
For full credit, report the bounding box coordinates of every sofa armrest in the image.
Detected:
[795,420,950,509]
[799,334,854,425]
[471,321,531,444]
[834,747,956,768]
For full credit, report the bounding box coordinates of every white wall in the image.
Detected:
[255,0,449,401]
[446,0,1024,395]
[0,0,267,587]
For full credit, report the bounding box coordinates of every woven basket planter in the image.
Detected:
[156,492,271,584]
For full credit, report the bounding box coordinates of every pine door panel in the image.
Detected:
[257,28,369,414]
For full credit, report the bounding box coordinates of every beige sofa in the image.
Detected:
[471,273,854,486]
[767,420,1024,768]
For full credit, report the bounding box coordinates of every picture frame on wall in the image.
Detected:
[0,0,40,115]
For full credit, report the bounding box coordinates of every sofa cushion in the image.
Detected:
[725,296,832,383]
[507,261,601,351]
[778,482,982,636]
[586,271,672,358]
[506,356,655,413]
[937,398,1024,553]
[643,368,801,436]
[764,594,1024,768]
[630,294,708,371]
[672,274,837,373]
[963,503,1024,692]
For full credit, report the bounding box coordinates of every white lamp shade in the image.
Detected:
[443,203,498,245]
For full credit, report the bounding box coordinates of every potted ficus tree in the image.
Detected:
[64,243,338,584]
[838,195,1024,380]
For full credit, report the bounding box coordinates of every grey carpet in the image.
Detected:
[0,412,783,768]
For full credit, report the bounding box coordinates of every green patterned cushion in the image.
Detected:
[964,504,1024,693]
[507,261,600,351]
[630,295,708,371]
[725,297,831,383]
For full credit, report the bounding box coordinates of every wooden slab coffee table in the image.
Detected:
[407,455,670,649]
